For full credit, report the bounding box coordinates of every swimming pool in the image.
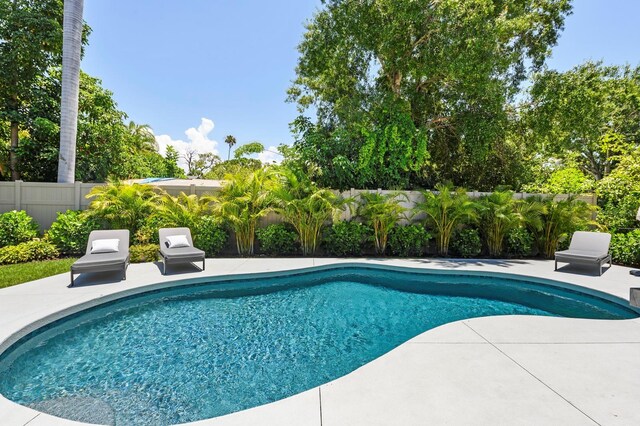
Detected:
[0,265,637,425]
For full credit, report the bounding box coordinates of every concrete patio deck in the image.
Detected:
[1,258,639,425]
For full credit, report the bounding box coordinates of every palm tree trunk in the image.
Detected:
[57,0,84,183]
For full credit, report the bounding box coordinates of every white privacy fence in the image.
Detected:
[0,181,597,231]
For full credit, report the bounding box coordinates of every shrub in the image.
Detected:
[130,244,159,263]
[387,225,431,257]
[451,228,482,258]
[135,215,164,245]
[506,227,535,258]
[256,223,299,255]
[193,216,228,256]
[0,210,39,247]
[610,230,640,267]
[323,221,371,256]
[414,183,477,255]
[0,239,59,265]
[47,210,101,255]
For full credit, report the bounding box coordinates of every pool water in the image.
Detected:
[0,267,636,425]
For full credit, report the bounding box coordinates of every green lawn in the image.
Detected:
[0,258,77,289]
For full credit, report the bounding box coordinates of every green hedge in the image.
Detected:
[47,210,101,255]
[388,225,431,257]
[0,210,39,248]
[323,222,371,256]
[0,239,59,265]
[130,244,160,263]
[257,224,299,255]
[610,230,640,267]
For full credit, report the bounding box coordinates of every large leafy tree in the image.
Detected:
[0,0,64,180]
[16,69,180,182]
[289,0,572,190]
[521,62,640,180]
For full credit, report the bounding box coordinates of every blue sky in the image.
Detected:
[81,0,640,164]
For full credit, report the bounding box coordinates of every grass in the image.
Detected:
[0,258,77,289]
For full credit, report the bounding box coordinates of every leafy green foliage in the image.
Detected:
[289,0,572,190]
[596,149,640,231]
[129,244,159,263]
[256,223,299,256]
[387,225,431,257]
[323,221,371,257]
[358,192,408,254]
[234,142,264,160]
[477,191,542,256]
[506,227,535,258]
[86,182,161,236]
[610,231,640,267]
[13,69,180,182]
[522,62,640,180]
[274,169,350,255]
[213,169,276,255]
[0,210,39,247]
[523,166,595,195]
[414,183,477,255]
[451,228,482,258]
[47,210,100,255]
[0,239,58,265]
[535,196,594,258]
[154,193,213,231]
[193,216,227,257]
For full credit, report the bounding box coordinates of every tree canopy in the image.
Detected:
[288,0,573,190]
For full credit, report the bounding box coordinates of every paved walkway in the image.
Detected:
[1,258,639,425]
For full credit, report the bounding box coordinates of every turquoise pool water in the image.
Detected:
[0,266,636,425]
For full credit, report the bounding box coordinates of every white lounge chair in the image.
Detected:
[158,227,205,275]
[554,231,612,276]
[70,230,130,286]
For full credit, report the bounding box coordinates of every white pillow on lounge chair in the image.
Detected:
[91,239,120,254]
[166,235,191,248]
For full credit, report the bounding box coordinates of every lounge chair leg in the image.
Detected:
[554,259,557,271]
[70,270,74,287]
[203,259,205,271]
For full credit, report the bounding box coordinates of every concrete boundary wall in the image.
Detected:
[0,181,597,231]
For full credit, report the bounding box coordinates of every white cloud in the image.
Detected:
[155,118,219,171]
[258,145,282,164]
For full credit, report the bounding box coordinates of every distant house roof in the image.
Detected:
[126,178,225,188]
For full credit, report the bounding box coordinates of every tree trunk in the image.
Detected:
[57,0,84,183]
[10,121,19,181]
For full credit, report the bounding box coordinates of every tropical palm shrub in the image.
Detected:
[477,191,543,257]
[86,182,161,236]
[256,224,299,255]
[358,192,408,255]
[387,225,431,257]
[153,192,214,231]
[451,228,482,258]
[213,169,276,255]
[0,210,39,247]
[323,221,371,256]
[414,183,477,256]
[47,210,101,255]
[274,169,350,256]
[534,195,594,258]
